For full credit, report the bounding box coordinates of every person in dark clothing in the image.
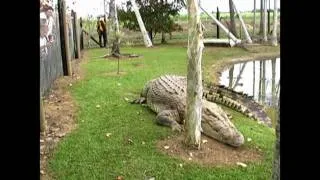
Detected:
[97,17,107,47]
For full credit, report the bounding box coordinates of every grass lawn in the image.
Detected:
[48,44,279,180]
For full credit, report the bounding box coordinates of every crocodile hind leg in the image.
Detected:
[156,110,183,132]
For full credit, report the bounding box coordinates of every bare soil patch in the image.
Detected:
[157,134,263,167]
[40,52,88,180]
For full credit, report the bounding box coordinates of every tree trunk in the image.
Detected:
[185,0,203,149]
[130,0,153,47]
[263,0,268,42]
[230,0,252,43]
[109,0,115,31]
[148,30,153,43]
[259,0,264,35]
[229,0,238,38]
[272,99,280,180]
[161,32,166,44]
[109,0,121,55]
[271,0,278,46]
[253,0,256,36]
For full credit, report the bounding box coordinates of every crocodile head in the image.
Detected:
[201,100,244,147]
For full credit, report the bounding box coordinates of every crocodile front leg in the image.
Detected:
[156,110,183,132]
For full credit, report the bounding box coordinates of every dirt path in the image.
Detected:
[40,52,88,180]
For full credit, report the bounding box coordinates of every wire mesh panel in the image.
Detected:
[40,7,64,97]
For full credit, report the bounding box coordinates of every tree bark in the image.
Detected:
[271,0,278,46]
[229,0,238,38]
[272,99,280,180]
[130,0,153,47]
[185,0,203,149]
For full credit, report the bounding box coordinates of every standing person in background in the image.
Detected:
[45,6,54,43]
[97,17,107,48]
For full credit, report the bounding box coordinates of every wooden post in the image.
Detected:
[40,97,46,134]
[216,7,220,39]
[185,0,203,149]
[58,0,72,76]
[73,11,81,59]
[80,17,84,50]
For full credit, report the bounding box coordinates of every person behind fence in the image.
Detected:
[97,17,107,48]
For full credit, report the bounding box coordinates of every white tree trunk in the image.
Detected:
[130,0,153,47]
[271,0,278,46]
[263,0,268,42]
[200,6,241,44]
[185,0,203,149]
[230,0,252,43]
[114,1,120,35]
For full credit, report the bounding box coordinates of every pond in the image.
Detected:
[219,57,280,108]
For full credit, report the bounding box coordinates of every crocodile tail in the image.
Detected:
[204,84,272,127]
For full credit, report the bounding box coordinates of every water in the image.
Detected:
[219,57,280,108]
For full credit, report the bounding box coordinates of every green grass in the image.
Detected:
[48,45,278,180]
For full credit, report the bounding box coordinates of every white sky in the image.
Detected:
[68,0,280,18]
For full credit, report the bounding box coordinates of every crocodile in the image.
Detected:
[132,75,245,147]
[203,84,272,127]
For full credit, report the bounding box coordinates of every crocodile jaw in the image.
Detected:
[201,100,244,147]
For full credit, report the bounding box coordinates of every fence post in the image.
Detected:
[58,0,72,76]
[216,7,220,39]
[74,12,81,59]
[72,11,80,59]
[80,17,84,50]
[40,97,46,135]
